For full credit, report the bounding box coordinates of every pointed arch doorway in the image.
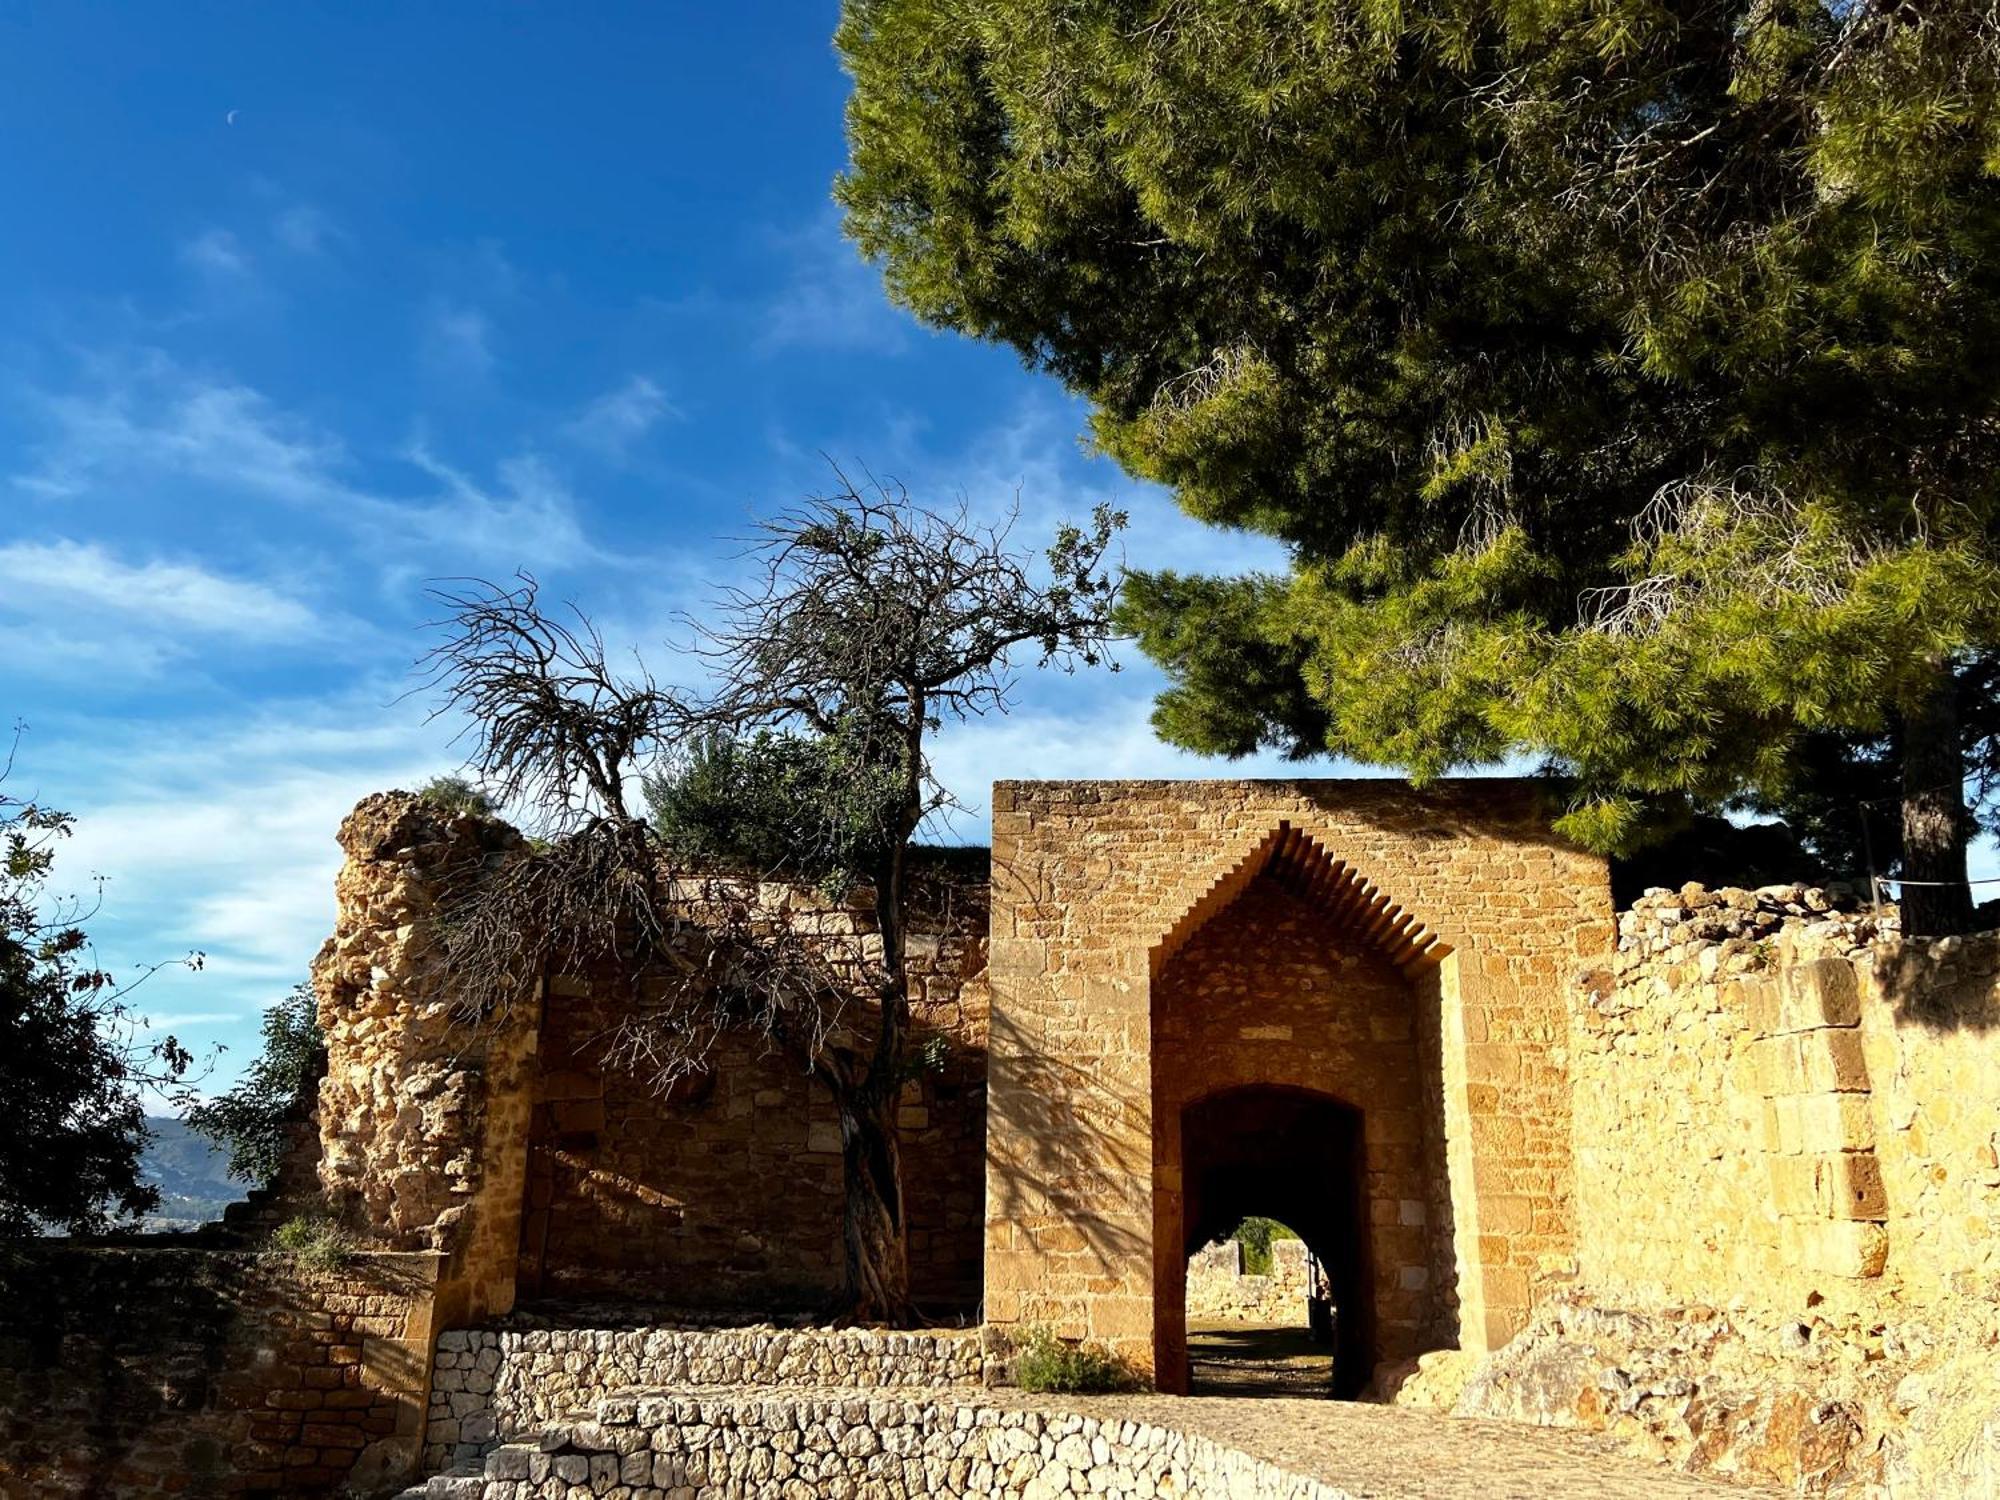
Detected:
[1150,822,1456,1396]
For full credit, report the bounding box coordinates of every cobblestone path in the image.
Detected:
[987,1388,1781,1499]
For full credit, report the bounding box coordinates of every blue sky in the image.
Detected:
[1,3,1328,1093]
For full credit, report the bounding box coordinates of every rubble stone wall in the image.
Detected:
[421,1325,989,1474]
[312,793,539,1329]
[0,1246,439,1500]
[315,793,990,1327]
[1428,886,2000,1494]
[1185,1238,1314,1324]
[1569,886,2000,1315]
[452,1389,1341,1500]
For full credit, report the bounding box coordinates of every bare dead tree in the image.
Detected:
[418,574,685,830]
[663,471,1124,1321]
[420,473,1124,1324]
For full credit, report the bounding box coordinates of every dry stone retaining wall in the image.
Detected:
[434,1390,1343,1500]
[422,1325,989,1474]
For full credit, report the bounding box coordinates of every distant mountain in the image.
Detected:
[137,1116,244,1231]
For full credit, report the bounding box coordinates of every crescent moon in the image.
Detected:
[226,109,240,126]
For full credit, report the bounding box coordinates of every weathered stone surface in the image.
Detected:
[415,1382,1756,1500]
[1185,1238,1317,1325]
[985,779,1614,1382]
[1434,895,2000,1497]
[419,1323,991,1474]
[0,1248,439,1499]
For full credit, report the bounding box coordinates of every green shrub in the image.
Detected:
[270,1214,355,1270]
[1011,1326,1137,1394]
[1232,1215,1298,1277]
[186,984,323,1186]
[416,775,496,818]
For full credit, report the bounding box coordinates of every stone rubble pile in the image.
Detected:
[1613,883,1885,984]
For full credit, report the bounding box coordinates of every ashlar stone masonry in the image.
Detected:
[983,779,1612,1393]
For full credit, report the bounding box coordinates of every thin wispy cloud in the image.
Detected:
[0,539,318,638]
[273,204,341,256]
[179,227,252,280]
[419,301,496,379]
[758,217,916,355]
[565,375,678,460]
[8,352,604,570]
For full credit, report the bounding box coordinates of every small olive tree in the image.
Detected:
[422,476,1122,1322]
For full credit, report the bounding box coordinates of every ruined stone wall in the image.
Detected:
[1566,884,2000,1314]
[1422,887,2000,1494]
[316,793,989,1328]
[985,779,1612,1379]
[1185,1238,1315,1325]
[517,878,988,1313]
[0,1246,438,1499]
[312,793,539,1329]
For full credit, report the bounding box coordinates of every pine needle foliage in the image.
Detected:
[838,0,2000,927]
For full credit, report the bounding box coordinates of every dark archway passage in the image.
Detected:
[1148,825,1458,1396]
[1179,1087,1374,1396]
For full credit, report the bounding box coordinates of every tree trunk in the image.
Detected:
[837,1087,913,1324]
[1899,668,1976,938]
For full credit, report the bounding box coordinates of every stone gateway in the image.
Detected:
[982,779,1611,1394]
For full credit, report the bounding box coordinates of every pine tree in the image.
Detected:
[837,0,2000,934]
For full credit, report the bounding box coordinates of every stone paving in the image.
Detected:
[990,1389,1782,1499]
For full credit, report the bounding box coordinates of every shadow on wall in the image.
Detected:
[984,999,1153,1309]
[1874,934,2000,1034]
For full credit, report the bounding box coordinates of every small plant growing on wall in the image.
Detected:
[270,1213,355,1271]
[1011,1326,1137,1395]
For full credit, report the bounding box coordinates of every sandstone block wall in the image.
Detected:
[517,887,987,1313]
[422,1324,989,1474]
[1568,885,2000,1315]
[985,779,1611,1386]
[1154,877,1447,1362]
[1441,887,2000,1494]
[0,1247,439,1499]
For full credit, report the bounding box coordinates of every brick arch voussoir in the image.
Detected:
[1146,819,1456,980]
